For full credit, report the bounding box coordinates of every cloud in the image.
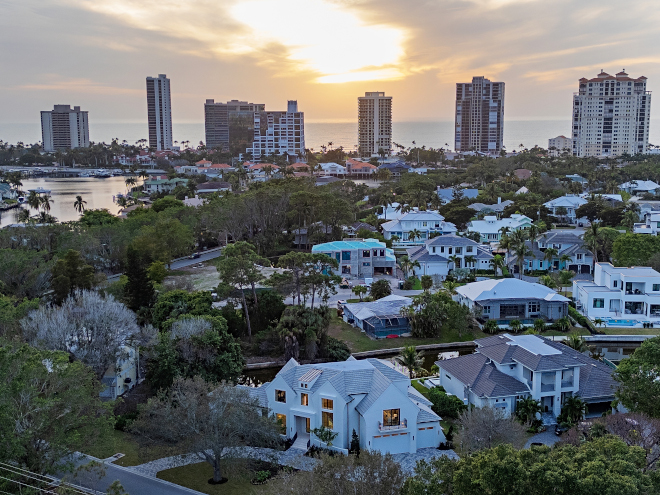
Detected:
[10,75,142,95]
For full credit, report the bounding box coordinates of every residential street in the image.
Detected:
[66,455,205,495]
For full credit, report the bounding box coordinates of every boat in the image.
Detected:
[29,187,51,195]
[96,169,112,178]
[79,172,91,178]
[112,169,124,176]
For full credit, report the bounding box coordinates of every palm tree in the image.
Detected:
[558,270,575,296]
[73,195,87,214]
[16,208,31,224]
[533,318,546,333]
[407,229,422,243]
[584,221,601,273]
[442,280,459,295]
[39,194,53,213]
[556,317,571,332]
[559,254,572,271]
[543,247,558,271]
[449,255,461,270]
[508,319,523,333]
[139,170,149,181]
[125,176,137,193]
[26,190,41,211]
[593,318,605,328]
[464,255,477,273]
[510,230,531,279]
[489,254,505,277]
[565,334,588,352]
[538,275,556,289]
[515,397,542,426]
[483,319,499,334]
[395,346,423,378]
[559,396,588,426]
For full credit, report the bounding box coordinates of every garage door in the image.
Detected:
[580,265,591,274]
[568,265,578,272]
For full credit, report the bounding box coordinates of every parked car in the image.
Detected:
[555,424,569,436]
[189,253,200,259]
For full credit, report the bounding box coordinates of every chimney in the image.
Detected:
[497,197,501,204]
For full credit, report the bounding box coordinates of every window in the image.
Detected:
[483,305,491,314]
[455,247,462,254]
[276,390,286,403]
[432,247,436,253]
[466,246,473,253]
[306,417,310,433]
[342,251,351,261]
[613,280,618,288]
[654,284,660,292]
[528,301,540,313]
[440,246,445,253]
[322,411,334,428]
[593,298,605,308]
[322,398,334,410]
[301,393,308,406]
[383,409,400,427]
[276,413,286,432]
[380,250,385,257]
[362,250,371,258]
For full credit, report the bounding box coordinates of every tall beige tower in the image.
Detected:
[455,77,504,154]
[572,70,651,157]
[358,92,392,157]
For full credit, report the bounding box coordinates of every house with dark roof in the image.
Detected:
[436,334,618,421]
[238,356,445,454]
[406,234,493,277]
[342,295,412,338]
[381,211,457,247]
[508,231,594,275]
[437,187,479,204]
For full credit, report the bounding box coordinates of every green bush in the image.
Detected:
[428,387,466,419]
[325,336,351,361]
[568,306,588,326]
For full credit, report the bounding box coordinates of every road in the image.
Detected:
[106,247,223,282]
[66,455,205,495]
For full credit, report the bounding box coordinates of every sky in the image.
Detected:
[2,0,660,124]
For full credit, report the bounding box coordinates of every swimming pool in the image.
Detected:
[496,319,536,325]
[606,319,638,326]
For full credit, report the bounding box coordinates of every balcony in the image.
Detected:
[378,418,408,431]
[561,380,574,388]
[540,383,555,393]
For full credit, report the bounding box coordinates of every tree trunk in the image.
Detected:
[213,460,223,483]
[250,281,259,309]
[241,288,252,342]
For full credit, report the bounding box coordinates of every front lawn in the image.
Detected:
[328,317,486,354]
[411,379,431,399]
[157,462,273,495]
[598,327,660,335]
[82,430,175,467]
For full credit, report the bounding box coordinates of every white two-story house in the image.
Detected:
[239,357,445,454]
[510,232,594,275]
[467,214,532,243]
[406,234,493,277]
[437,334,618,421]
[381,211,457,247]
[543,195,588,224]
[634,212,660,235]
[573,263,660,326]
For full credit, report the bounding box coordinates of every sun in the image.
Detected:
[230,0,406,83]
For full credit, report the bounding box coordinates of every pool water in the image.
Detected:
[606,319,638,326]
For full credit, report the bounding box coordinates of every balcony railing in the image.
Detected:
[561,380,574,388]
[378,418,408,431]
[540,383,555,392]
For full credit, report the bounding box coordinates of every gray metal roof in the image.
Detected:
[427,234,480,247]
[237,383,269,407]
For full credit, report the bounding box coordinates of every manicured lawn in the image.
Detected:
[411,379,431,398]
[157,462,271,495]
[541,328,590,337]
[328,317,487,353]
[82,430,175,467]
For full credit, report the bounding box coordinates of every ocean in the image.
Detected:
[5,119,660,153]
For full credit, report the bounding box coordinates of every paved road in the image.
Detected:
[106,247,223,282]
[67,455,205,495]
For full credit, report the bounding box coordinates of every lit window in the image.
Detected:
[322,398,334,410]
[383,409,400,427]
[301,393,308,406]
[276,413,286,432]
[276,390,286,403]
[593,298,605,309]
[322,411,334,428]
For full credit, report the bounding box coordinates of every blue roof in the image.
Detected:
[312,238,387,251]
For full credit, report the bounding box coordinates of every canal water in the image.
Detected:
[240,347,474,387]
[0,177,138,228]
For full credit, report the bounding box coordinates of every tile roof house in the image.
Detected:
[406,234,493,277]
[381,211,457,247]
[312,238,396,278]
[619,180,660,195]
[342,294,413,338]
[238,357,445,454]
[346,159,377,175]
[508,231,594,275]
[514,169,533,180]
[469,199,514,214]
[456,278,569,324]
[436,334,618,421]
[467,214,532,243]
[543,195,588,224]
[196,181,231,194]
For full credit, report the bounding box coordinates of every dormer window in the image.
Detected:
[432,247,436,253]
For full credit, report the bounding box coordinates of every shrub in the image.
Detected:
[428,387,466,419]
[324,336,351,361]
[483,319,499,334]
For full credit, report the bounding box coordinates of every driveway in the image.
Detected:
[65,454,205,495]
[524,430,560,448]
[106,247,223,282]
